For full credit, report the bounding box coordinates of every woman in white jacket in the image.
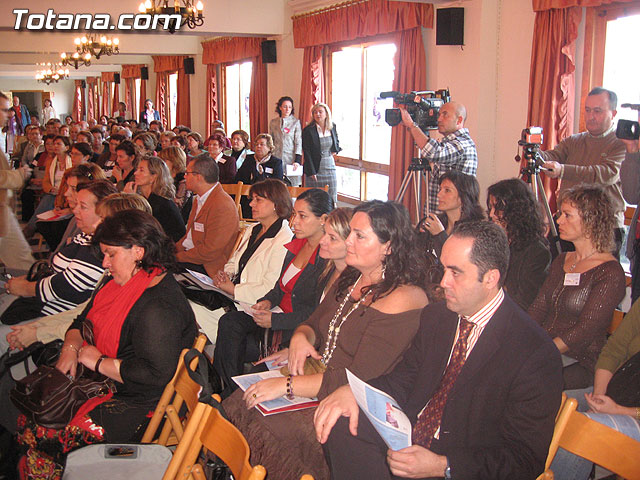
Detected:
[269,96,302,186]
[190,179,293,342]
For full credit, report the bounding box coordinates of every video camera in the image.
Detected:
[380,89,450,132]
[516,126,544,166]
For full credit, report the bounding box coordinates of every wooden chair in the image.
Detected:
[536,395,576,480]
[222,182,244,217]
[141,334,208,446]
[609,308,625,335]
[287,184,329,199]
[549,398,640,479]
[169,394,267,480]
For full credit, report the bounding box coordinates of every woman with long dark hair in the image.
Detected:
[487,178,551,310]
[418,169,484,257]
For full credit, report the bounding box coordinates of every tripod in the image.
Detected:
[518,146,562,254]
[395,146,431,224]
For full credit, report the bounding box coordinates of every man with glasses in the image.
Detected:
[541,87,626,255]
[176,157,239,277]
[0,92,35,272]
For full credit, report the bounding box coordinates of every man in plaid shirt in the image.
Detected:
[400,102,478,215]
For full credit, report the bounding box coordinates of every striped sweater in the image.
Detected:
[36,232,104,316]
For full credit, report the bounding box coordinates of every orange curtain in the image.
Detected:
[533,0,635,10]
[388,28,427,217]
[292,0,433,48]
[85,77,98,122]
[101,72,116,118]
[121,64,143,78]
[156,72,168,129]
[153,56,191,128]
[298,46,325,127]
[526,7,582,212]
[73,80,84,122]
[177,70,191,127]
[206,64,218,138]
[201,38,268,138]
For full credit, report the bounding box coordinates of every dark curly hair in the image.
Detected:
[336,201,426,303]
[486,178,545,250]
[92,209,177,273]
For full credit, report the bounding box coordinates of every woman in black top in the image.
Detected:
[487,178,551,310]
[124,155,186,242]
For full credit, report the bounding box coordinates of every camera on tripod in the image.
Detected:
[380,89,450,131]
[516,126,544,164]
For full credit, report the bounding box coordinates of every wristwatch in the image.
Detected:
[444,458,452,479]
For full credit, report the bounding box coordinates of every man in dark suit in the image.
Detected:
[176,156,239,277]
[315,221,563,480]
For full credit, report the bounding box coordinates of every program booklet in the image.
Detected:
[232,370,318,416]
[346,369,412,450]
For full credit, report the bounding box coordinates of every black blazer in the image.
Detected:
[302,123,341,176]
[147,192,187,242]
[259,247,327,346]
[370,295,563,479]
[234,154,283,185]
[505,238,551,311]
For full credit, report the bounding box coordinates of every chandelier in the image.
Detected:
[35,63,70,85]
[138,0,204,33]
[60,51,92,69]
[75,34,120,59]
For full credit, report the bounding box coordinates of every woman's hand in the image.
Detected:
[7,323,38,350]
[112,166,123,182]
[585,393,624,415]
[254,348,289,367]
[123,181,137,193]
[213,270,235,295]
[252,309,272,328]
[292,162,301,172]
[242,377,287,409]
[310,174,318,182]
[288,331,321,376]
[77,345,102,371]
[56,349,79,377]
[6,276,36,297]
[421,213,445,235]
[252,300,272,311]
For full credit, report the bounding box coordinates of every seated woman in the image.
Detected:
[133,132,158,157]
[112,140,139,191]
[4,193,153,355]
[487,178,551,310]
[213,188,331,398]
[528,184,626,390]
[418,170,484,258]
[224,201,428,480]
[186,132,205,158]
[205,132,237,184]
[1,181,117,330]
[158,145,189,209]
[69,142,93,167]
[20,133,55,223]
[188,179,293,343]
[235,133,283,218]
[550,295,640,480]
[159,130,176,150]
[96,133,124,175]
[14,210,197,478]
[124,155,186,242]
[229,129,252,169]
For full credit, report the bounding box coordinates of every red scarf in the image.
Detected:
[86,267,162,357]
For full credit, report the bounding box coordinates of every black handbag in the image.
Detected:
[606,350,640,407]
[27,259,55,282]
[0,339,63,381]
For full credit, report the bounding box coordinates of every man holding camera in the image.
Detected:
[400,102,477,215]
[540,87,626,254]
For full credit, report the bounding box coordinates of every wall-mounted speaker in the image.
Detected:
[81,80,86,89]
[436,8,464,46]
[114,73,121,84]
[141,66,149,80]
[183,57,195,75]
[261,40,277,64]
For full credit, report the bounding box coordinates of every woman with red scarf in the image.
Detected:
[16,210,197,479]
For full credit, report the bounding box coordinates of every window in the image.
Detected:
[330,42,397,202]
[134,78,142,121]
[223,61,252,137]
[168,72,178,129]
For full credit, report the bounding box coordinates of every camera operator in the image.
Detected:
[620,109,640,302]
[400,101,478,215]
[539,87,626,255]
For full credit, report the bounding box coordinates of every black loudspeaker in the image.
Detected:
[141,66,149,80]
[183,57,195,75]
[261,40,277,64]
[81,80,86,89]
[114,73,121,84]
[436,8,464,46]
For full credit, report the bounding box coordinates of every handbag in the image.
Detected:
[0,339,63,381]
[279,357,327,376]
[27,259,55,282]
[606,350,640,407]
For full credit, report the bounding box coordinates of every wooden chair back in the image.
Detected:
[141,334,208,446]
[221,182,244,217]
[554,402,640,479]
[288,184,329,199]
[609,309,625,335]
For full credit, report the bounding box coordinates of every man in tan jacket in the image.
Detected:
[0,92,34,272]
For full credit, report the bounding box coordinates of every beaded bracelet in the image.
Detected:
[286,374,294,400]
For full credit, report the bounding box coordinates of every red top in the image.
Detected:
[277,237,319,313]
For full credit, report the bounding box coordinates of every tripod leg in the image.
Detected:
[534,173,562,254]
[395,171,412,203]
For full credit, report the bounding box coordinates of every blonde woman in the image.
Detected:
[158,145,188,208]
[302,102,341,207]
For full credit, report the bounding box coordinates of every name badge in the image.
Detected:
[283,127,290,134]
[564,273,580,286]
[265,167,274,174]
[194,222,205,232]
